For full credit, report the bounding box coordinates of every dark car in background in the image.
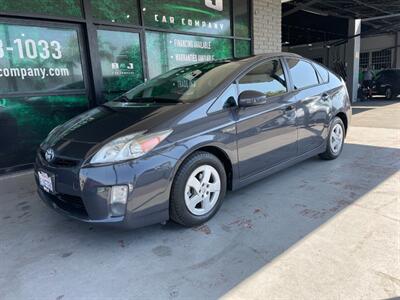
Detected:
[371,69,400,100]
[35,53,351,228]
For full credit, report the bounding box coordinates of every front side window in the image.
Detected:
[286,58,319,90]
[238,59,287,97]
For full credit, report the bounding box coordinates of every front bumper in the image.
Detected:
[34,150,177,228]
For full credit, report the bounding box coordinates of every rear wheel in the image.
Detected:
[170,151,227,227]
[319,117,345,160]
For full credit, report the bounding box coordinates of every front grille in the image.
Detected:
[48,192,88,218]
[52,157,79,167]
[40,150,79,168]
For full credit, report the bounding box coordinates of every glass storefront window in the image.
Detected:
[146,31,233,78]
[0,22,88,171]
[0,94,88,170]
[233,0,250,38]
[97,30,144,101]
[91,0,139,25]
[235,40,251,58]
[0,0,82,18]
[142,0,231,36]
[0,23,85,94]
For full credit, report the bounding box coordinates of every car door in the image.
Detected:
[285,58,330,154]
[235,58,298,179]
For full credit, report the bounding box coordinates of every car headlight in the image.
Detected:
[90,130,172,164]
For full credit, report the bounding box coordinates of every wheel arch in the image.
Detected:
[335,112,348,134]
[171,144,234,192]
[196,146,233,191]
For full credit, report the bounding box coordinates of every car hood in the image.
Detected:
[41,102,187,159]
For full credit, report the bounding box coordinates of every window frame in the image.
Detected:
[371,49,392,70]
[208,57,290,114]
[283,57,321,92]
[236,57,290,98]
[312,62,330,84]
[207,82,239,114]
[95,24,146,102]
[360,52,370,69]
[0,17,90,99]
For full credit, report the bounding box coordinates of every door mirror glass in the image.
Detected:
[239,90,267,107]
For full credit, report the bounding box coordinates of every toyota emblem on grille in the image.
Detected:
[45,148,55,162]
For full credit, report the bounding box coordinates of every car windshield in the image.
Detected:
[115,61,241,104]
[389,70,400,78]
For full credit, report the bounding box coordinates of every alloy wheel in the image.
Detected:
[386,88,392,100]
[184,165,221,216]
[330,123,344,154]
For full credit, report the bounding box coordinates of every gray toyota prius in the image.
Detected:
[35,53,351,228]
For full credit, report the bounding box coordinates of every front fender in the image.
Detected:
[156,125,239,191]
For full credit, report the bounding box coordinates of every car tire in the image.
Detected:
[319,117,345,160]
[385,87,395,100]
[170,151,227,227]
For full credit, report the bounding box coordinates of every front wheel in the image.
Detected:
[319,117,345,160]
[385,87,395,100]
[170,151,227,227]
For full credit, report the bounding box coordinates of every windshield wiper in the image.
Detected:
[114,96,183,104]
[129,97,183,104]
[115,95,130,102]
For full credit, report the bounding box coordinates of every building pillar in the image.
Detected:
[345,19,361,103]
[395,32,400,68]
[252,0,282,54]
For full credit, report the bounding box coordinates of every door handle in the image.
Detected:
[321,93,329,101]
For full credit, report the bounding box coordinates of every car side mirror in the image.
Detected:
[238,90,267,107]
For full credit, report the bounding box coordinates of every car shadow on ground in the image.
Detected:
[352,99,399,115]
[0,142,399,299]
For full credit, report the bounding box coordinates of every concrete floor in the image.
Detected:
[0,100,399,300]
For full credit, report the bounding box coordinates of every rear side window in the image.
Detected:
[239,59,287,97]
[286,58,319,90]
[313,63,329,83]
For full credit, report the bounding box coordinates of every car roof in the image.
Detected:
[235,52,302,65]
[378,69,400,73]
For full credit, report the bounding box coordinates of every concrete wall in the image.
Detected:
[285,32,400,69]
[361,34,396,53]
[252,0,282,54]
[283,42,348,72]
[396,32,400,67]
